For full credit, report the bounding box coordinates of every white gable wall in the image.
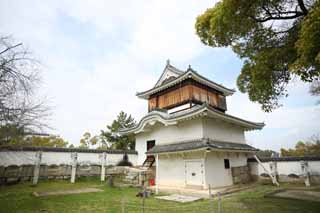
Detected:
[155,67,181,87]
[203,118,246,144]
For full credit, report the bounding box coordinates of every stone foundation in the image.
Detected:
[0,164,126,184]
[231,165,251,184]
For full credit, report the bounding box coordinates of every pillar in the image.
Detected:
[32,151,42,185]
[301,161,310,187]
[71,152,77,183]
[101,152,106,182]
[155,154,159,194]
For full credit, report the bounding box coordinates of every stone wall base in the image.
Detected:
[231,165,252,184]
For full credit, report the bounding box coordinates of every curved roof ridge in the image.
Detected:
[119,103,264,135]
[203,103,265,128]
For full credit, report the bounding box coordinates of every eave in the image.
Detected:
[145,138,259,155]
[118,104,265,135]
[136,69,236,99]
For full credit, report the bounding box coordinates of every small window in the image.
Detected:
[224,159,230,169]
[146,140,155,151]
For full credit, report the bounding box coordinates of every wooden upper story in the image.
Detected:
[148,79,227,112]
[137,61,234,113]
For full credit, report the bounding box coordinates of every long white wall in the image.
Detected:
[203,118,246,144]
[250,160,320,177]
[0,151,138,167]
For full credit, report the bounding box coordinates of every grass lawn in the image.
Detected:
[0,178,320,213]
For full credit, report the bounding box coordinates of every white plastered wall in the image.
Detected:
[157,150,249,189]
[157,151,204,187]
[135,118,204,165]
[135,117,248,165]
[203,118,246,144]
[0,151,138,167]
[205,152,248,188]
[250,160,320,176]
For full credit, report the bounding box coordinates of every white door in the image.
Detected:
[185,160,203,186]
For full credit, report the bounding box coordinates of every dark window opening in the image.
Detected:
[224,159,230,169]
[147,140,155,151]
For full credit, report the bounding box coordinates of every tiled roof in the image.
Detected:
[248,156,320,162]
[0,146,138,154]
[137,66,235,99]
[146,138,258,154]
[119,104,265,134]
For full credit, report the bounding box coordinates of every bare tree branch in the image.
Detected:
[0,36,50,142]
[250,12,304,23]
[0,43,22,55]
[297,0,309,15]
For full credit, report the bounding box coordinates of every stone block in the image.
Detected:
[4,166,20,178]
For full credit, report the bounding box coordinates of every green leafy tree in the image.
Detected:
[0,124,69,148]
[79,132,98,149]
[100,111,136,150]
[281,135,320,156]
[8,135,68,147]
[256,149,279,158]
[195,0,319,112]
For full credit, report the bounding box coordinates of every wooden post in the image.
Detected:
[101,152,106,182]
[217,192,221,213]
[209,184,213,213]
[71,152,77,183]
[269,161,278,182]
[32,151,42,185]
[121,197,125,213]
[155,154,159,195]
[142,186,145,213]
[301,161,310,187]
[138,172,142,185]
[254,155,279,186]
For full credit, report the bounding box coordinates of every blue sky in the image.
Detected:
[1,0,319,151]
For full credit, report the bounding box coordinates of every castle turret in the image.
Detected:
[136,61,235,113]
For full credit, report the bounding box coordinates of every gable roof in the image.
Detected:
[118,103,265,135]
[154,61,184,87]
[146,138,258,154]
[137,65,235,99]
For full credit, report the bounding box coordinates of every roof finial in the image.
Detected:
[188,64,192,70]
[166,59,170,65]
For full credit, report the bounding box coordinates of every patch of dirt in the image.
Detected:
[266,190,320,202]
[33,187,103,197]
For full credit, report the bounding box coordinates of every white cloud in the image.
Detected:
[1,0,318,150]
[0,0,217,145]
